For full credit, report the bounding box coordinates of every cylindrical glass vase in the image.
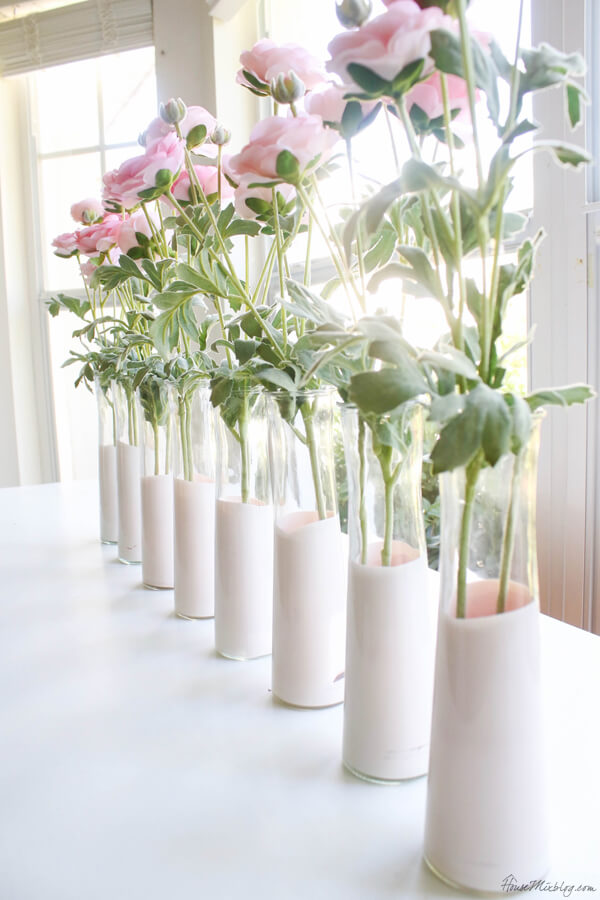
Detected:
[112,378,142,565]
[214,387,273,660]
[95,376,118,544]
[341,403,436,782]
[139,379,174,590]
[268,388,346,708]
[424,414,549,893]
[173,378,216,618]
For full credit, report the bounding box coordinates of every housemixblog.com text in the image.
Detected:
[501,875,597,897]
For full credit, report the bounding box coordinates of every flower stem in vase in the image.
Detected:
[301,399,326,520]
[456,454,483,618]
[239,391,251,505]
[497,451,523,614]
[357,415,369,565]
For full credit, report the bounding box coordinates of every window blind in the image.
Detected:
[0,0,153,76]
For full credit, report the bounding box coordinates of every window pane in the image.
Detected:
[101,46,157,145]
[35,57,100,153]
[40,152,102,291]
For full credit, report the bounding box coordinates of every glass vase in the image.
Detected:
[173,378,216,619]
[94,375,118,544]
[112,378,142,565]
[341,403,436,782]
[139,380,174,590]
[268,388,346,708]
[424,414,549,892]
[214,387,273,660]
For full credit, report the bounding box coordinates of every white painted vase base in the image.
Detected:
[174,477,215,619]
[343,541,436,781]
[272,511,346,709]
[141,474,174,589]
[214,497,274,660]
[424,580,549,893]
[98,443,118,544]
[117,441,142,564]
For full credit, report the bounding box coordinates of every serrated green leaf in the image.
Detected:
[525,384,595,411]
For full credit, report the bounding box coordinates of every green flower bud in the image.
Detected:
[270,71,306,105]
[335,0,372,29]
[211,124,231,146]
[159,97,187,126]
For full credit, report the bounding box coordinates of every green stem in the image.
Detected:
[297,183,360,320]
[357,415,369,565]
[178,398,190,481]
[304,214,313,288]
[238,391,251,504]
[301,401,326,520]
[218,145,223,205]
[272,187,288,348]
[383,104,401,176]
[456,454,483,618]
[497,451,523,614]
[346,138,367,309]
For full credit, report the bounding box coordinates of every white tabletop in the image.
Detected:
[1,481,599,900]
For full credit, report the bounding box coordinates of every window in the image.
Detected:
[29,46,157,480]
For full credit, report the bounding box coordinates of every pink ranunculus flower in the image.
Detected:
[233,174,296,221]
[406,70,470,121]
[116,209,155,254]
[327,0,452,86]
[304,83,377,128]
[70,197,104,225]
[171,163,234,204]
[144,105,217,149]
[227,115,339,186]
[75,214,123,257]
[103,133,185,210]
[52,231,79,257]
[237,39,327,93]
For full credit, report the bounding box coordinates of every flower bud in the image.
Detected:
[159,97,187,126]
[211,124,231,146]
[335,0,372,29]
[270,71,306,105]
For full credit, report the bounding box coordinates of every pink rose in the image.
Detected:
[327,0,452,85]
[70,197,104,225]
[76,214,122,257]
[406,70,469,121]
[227,115,339,186]
[103,133,185,209]
[237,39,326,93]
[171,163,234,203]
[232,174,295,221]
[52,231,79,257]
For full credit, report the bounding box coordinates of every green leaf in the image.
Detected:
[505,394,532,454]
[210,376,233,409]
[233,339,259,364]
[276,150,300,183]
[429,393,465,423]
[349,365,428,415]
[397,244,442,299]
[346,63,390,97]
[420,347,479,381]
[431,401,484,474]
[541,140,591,168]
[186,124,207,149]
[430,29,500,124]
[525,384,595,411]
[255,366,297,392]
[478,385,512,466]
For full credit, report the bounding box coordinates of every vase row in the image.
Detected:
[95,377,549,894]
